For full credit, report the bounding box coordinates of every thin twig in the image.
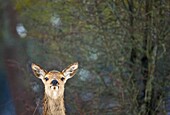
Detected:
[33,100,40,115]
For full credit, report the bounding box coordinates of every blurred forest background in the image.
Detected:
[0,0,169,115]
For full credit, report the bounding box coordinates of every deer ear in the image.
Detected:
[31,63,47,79]
[62,62,78,80]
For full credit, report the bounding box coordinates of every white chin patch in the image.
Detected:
[53,91,58,97]
[46,86,59,99]
[52,91,58,99]
[51,87,58,99]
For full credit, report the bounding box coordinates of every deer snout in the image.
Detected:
[51,80,58,86]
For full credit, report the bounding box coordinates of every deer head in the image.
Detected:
[31,62,78,99]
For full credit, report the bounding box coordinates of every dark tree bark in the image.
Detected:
[1,0,38,115]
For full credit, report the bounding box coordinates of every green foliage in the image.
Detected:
[13,0,170,114]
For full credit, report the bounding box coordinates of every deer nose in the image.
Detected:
[51,80,58,86]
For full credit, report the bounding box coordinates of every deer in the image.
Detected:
[31,62,78,115]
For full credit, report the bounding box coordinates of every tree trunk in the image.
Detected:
[1,0,38,115]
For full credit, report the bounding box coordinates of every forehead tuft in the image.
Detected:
[46,70,64,78]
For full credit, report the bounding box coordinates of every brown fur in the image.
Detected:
[43,94,65,115]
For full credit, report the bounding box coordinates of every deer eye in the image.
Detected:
[61,77,65,81]
[44,77,49,81]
